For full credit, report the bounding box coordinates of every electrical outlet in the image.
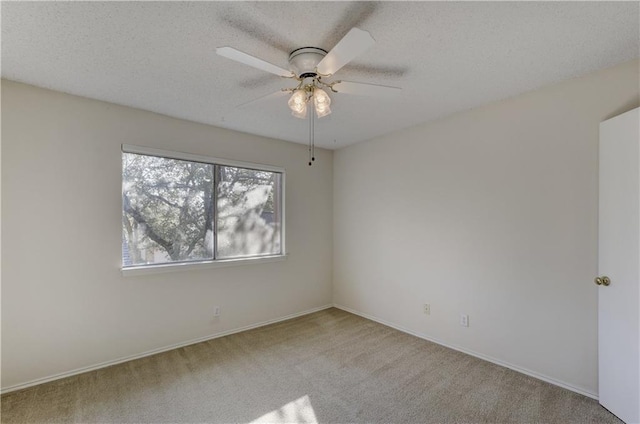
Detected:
[213,306,221,317]
[423,304,430,315]
[460,314,469,327]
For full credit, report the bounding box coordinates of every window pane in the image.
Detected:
[122,153,214,266]
[216,166,282,259]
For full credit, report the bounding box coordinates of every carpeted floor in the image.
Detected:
[1,308,622,423]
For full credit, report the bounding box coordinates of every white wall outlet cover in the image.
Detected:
[460,314,469,327]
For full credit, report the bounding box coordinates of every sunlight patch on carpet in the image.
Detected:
[250,395,318,423]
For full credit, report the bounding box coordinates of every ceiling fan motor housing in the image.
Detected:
[288,47,327,78]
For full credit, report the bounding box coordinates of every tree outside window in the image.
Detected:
[122,151,282,267]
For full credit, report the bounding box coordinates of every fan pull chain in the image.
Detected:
[308,107,315,166]
[308,108,312,165]
[311,108,315,164]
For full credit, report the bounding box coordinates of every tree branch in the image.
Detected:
[123,193,176,259]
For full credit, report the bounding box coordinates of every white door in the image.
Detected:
[598,107,639,424]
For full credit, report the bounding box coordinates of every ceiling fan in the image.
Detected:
[216,27,402,164]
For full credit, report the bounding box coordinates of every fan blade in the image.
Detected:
[217,47,293,77]
[316,28,375,76]
[237,90,289,108]
[332,80,402,97]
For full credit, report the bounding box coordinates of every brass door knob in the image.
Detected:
[595,276,611,286]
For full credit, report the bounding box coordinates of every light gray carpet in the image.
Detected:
[1,308,622,423]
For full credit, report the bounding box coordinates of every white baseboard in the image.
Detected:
[333,303,598,400]
[1,304,333,395]
[3,303,598,400]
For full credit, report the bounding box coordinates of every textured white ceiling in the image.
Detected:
[2,1,638,149]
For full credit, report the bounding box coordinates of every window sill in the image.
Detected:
[121,254,287,277]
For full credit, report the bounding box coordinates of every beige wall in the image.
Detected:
[1,80,333,390]
[333,59,640,397]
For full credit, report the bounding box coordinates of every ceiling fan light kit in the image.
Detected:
[285,80,334,119]
[288,89,308,118]
[313,88,332,118]
[216,27,402,165]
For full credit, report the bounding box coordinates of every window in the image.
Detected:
[122,145,284,270]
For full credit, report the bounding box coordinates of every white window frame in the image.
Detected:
[121,144,286,276]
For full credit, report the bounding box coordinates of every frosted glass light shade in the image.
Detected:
[288,89,308,119]
[313,88,332,118]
